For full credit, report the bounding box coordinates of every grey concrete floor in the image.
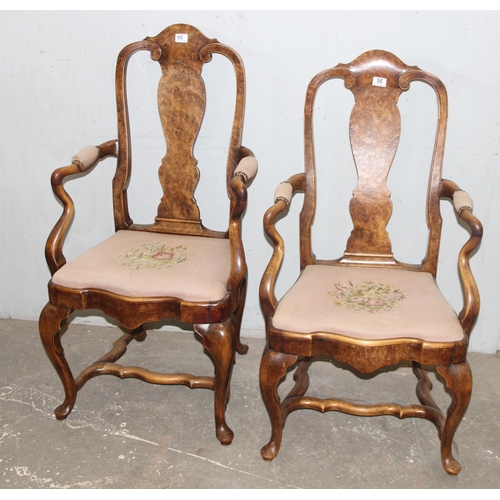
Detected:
[1,317,499,489]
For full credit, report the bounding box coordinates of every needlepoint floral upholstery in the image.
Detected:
[272,265,464,341]
[52,230,231,301]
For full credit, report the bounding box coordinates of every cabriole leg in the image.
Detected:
[260,345,298,461]
[436,361,473,475]
[195,320,235,445]
[39,303,75,419]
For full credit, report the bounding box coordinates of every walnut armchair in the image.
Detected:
[259,50,481,474]
[39,24,257,445]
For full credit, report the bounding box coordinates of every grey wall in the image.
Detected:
[1,10,499,352]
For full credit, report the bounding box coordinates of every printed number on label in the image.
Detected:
[175,34,188,43]
[372,77,387,87]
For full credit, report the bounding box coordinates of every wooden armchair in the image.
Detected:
[259,50,481,474]
[39,24,257,445]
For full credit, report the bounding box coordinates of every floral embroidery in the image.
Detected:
[328,280,407,313]
[120,243,188,270]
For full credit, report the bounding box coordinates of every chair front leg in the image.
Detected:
[260,344,298,461]
[436,361,473,475]
[195,320,236,445]
[39,303,76,419]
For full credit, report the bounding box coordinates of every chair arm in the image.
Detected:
[45,140,119,275]
[439,179,483,336]
[260,173,306,320]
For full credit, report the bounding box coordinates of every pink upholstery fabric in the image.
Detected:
[453,190,473,215]
[273,265,464,342]
[274,182,292,207]
[72,146,100,172]
[52,230,231,301]
[234,156,258,182]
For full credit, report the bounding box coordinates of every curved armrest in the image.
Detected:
[259,173,306,320]
[440,179,483,336]
[45,140,119,275]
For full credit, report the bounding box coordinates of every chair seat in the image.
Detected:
[272,265,464,342]
[52,230,231,302]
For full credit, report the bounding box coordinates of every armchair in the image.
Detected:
[39,24,257,445]
[259,50,481,474]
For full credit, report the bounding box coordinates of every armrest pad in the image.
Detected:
[274,181,293,208]
[453,190,474,215]
[234,156,258,182]
[72,146,100,172]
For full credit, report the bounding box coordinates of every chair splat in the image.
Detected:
[342,52,418,263]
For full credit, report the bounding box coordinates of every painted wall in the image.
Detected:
[1,10,499,352]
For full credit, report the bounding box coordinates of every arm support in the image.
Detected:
[259,173,306,321]
[45,140,119,275]
[440,179,483,336]
[227,148,258,309]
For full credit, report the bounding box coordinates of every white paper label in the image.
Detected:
[175,33,188,43]
[372,77,387,87]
